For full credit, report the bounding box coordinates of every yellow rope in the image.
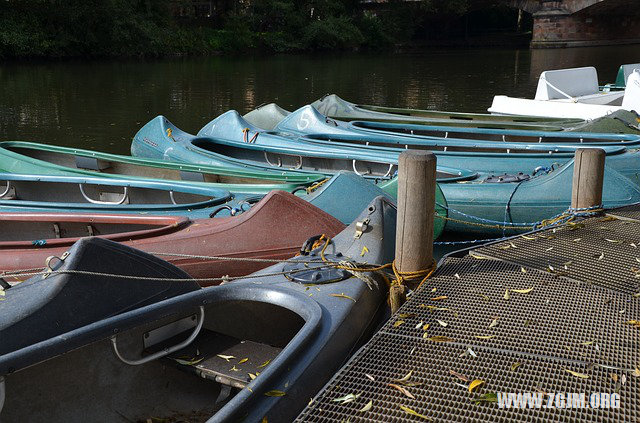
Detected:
[318,236,436,290]
[305,178,330,194]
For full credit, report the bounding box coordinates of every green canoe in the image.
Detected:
[0,141,326,195]
[311,94,584,131]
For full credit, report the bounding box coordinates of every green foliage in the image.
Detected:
[0,0,521,58]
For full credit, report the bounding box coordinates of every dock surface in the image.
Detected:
[296,205,640,422]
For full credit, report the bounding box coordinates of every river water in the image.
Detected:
[2,45,640,155]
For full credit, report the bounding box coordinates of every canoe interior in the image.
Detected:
[305,134,573,155]
[350,122,626,144]
[190,138,397,179]
[0,179,214,206]
[2,300,304,422]
[7,146,290,185]
[0,220,166,242]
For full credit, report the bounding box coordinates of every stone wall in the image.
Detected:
[531,11,640,48]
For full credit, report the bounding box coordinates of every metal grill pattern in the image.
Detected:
[478,217,640,295]
[296,213,640,422]
[608,204,640,222]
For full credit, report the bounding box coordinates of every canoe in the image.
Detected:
[301,170,447,237]
[242,105,640,185]
[0,140,324,194]
[439,158,640,236]
[0,196,395,422]
[0,190,345,282]
[489,68,640,120]
[309,94,583,130]
[247,103,640,145]
[0,173,240,218]
[131,115,477,198]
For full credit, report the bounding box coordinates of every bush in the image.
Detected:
[302,16,364,51]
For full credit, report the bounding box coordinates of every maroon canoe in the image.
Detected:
[0,190,345,285]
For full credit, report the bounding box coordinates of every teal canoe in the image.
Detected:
[131,115,477,199]
[208,107,640,186]
[0,173,238,218]
[309,94,584,130]
[0,141,325,196]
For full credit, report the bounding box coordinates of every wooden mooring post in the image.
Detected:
[571,148,606,210]
[390,150,437,313]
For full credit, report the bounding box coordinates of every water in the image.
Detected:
[2,45,640,155]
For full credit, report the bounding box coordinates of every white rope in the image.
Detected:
[540,76,578,103]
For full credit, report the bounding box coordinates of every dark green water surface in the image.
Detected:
[2,45,640,155]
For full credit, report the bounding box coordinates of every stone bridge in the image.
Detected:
[511,0,640,47]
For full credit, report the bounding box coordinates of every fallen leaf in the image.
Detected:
[358,400,373,413]
[474,335,496,340]
[415,321,424,329]
[393,370,413,383]
[632,367,640,377]
[238,358,248,364]
[468,379,485,393]
[360,246,369,257]
[389,383,415,399]
[265,390,286,397]
[469,252,490,260]
[394,320,405,327]
[332,393,360,404]
[330,293,356,302]
[611,373,619,383]
[174,357,204,366]
[399,405,431,420]
[454,273,460,279]
[489,318,499,328]
[431,296,448,301]
[503,289,510,300]
[397,313,416,319]
[258,359,271,368]
[511,287,534,294]
[479,293,490,301]
[426,336,455,342]
[581,341,595,346]
[449,369,470,382]
[520,267,527,274]
[598,252,605,261]
[564,368,589,379]
[217,354,235,362]
[423,323,430,331]
[230,365,239,372]
[521,235,536,240]
[510,362,522,372]
[468,348,477,358]
[248,373,257,380]
[605,239,623,243]
[573,238,582,242]
[436,319,448,327]
[365,374,375,381]
[509,242,517,249]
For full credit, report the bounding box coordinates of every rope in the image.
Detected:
[242,128,259,143]
[305,178,330,194]
[540,76,578,103]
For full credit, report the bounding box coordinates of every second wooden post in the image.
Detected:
[571,148,606,210]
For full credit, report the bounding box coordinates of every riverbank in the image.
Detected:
[0,1,528,59]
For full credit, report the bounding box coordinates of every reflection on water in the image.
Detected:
[1,45,640,154]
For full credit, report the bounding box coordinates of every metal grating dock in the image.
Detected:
[296,209,640,422]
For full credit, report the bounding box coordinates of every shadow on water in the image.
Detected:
[1,45,640,154]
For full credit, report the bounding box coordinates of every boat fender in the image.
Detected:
[484,173,531,183]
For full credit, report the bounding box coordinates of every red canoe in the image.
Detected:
[0,190,345,285]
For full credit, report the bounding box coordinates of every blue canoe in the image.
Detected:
[0,173,245,219]
[131,115,478,197]
[241,104,640,185]
[0,197,394,422]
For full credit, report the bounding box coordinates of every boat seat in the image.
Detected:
[160,329,282,389]
[74,156,110,171]
[535,67,600,100]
